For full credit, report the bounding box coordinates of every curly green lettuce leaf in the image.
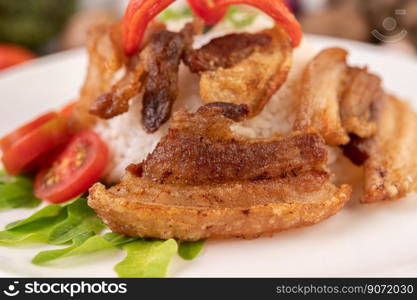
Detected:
[0,174,41,210]
[115,239,178,278]
[178,240,205,260]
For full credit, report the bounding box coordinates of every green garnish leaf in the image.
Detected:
[32,232,138,265]
[226,7,257,29]
[0,174,41,210]
[115,239,178,278]
[47,198,105,245]
[0,169,9,183]
[178,240,205,260]
[158,7,193,22]
[0,198,103,245]
[0,205,66,243]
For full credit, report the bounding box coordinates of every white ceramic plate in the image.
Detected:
[0,36,416,277]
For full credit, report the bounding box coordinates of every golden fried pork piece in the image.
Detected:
[141,103,327,185]
[343,96,417,203]
[89,104,351,241]
[71,22,125,131]
[184,26,292,117]
[294,48,383,146]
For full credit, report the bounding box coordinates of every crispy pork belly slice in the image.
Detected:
[88,104,351,240]
[344,96,417,203]
[190,26,292,117]
[294,48,383,146]
[89,172,351,241]
[71,22,125,131]
[141,103,327,185]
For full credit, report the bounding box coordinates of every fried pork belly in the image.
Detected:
[184,26,292,117]
[142,103,327,185]
[344,96,417,203]
[71,22,125,131]
[294,48,383,146]
[89,104,351,241]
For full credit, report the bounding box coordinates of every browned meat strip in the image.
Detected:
[88,105,351,241]
[294,48,383,146]
[141,29,187,133]
[183,33,272,73]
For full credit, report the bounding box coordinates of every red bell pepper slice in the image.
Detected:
[123,0,302,56]
[188,0,302,47]
[186,0,228,25]
[123,0,176,56]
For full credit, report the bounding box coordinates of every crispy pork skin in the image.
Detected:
[89,172,351,241]
[89,104,351,241]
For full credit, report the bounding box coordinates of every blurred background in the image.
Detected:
[0,0,416,70]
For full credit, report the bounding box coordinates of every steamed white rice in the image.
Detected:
[95,16,319,183]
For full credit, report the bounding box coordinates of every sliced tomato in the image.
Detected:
[0,112,57,153]
[1,116,71,175]
[0,44,35,70]
[24,145,66,174]
[34,130,108,203]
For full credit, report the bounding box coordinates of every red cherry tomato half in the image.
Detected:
[0,44,35,70]
[0,112,57,153]
[34,130,108,203]
[1,116,71,175]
